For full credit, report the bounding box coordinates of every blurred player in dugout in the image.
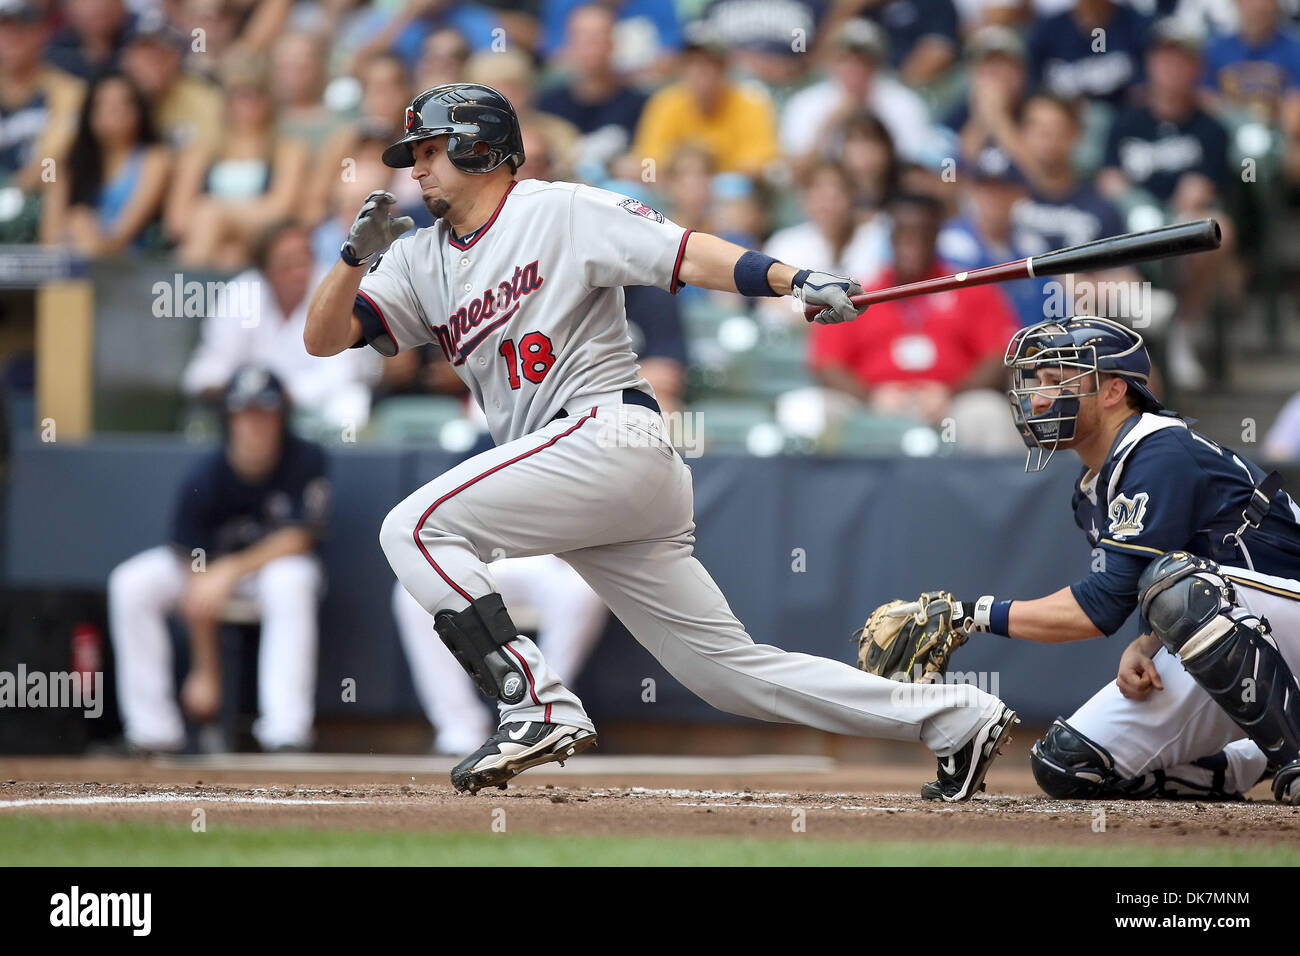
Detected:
[108,367,330,752]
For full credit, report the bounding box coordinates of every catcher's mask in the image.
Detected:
[1005,316,1162,473]
[382,83,525,174]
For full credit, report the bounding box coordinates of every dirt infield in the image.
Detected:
[3,751,1298,850]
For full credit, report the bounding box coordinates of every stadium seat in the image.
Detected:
[832,410,925,457]
[688,398,782,453]
[366,396,468,444]
[750,335,816,400]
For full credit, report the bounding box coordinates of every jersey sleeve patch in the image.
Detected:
[618,197,665,223]
[1106,491,1150,540]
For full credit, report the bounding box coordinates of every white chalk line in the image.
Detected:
[0,792,371,810]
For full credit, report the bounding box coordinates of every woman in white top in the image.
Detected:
[762,158,889,323]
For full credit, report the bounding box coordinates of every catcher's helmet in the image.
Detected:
[382,83,525,174]
[1005,316,1163,472]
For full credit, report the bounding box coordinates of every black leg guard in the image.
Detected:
[1136,752,1246,802]
[433,593,527,705]
[1031,720,1248,800]
[1275,760,1300,804]
[1030,719,1126,798]
[1139,552,1300,794]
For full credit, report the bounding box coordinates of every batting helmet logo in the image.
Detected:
[404,107,416,133]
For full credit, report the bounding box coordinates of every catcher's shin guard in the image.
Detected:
[1139,552,1300,799]
[1030,719,1124,798]
[433,593,528,705]
[1031,721,1246,800]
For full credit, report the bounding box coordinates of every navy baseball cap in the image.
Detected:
[125,9,187,51]
[965,146,1026,187]
[224,366,288,414]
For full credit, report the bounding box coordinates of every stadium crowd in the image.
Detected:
[5,0,1300,437]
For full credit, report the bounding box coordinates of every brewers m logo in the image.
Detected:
[1108,492,1150,540]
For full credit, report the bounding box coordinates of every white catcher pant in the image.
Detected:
[380,397,1001,755]
[107,545,321,750]
[1068,564,1300,794]
[392,554,609,753]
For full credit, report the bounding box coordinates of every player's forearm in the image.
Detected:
[1006,587,1105,643]
[185,618,221,675]
[305,259,366,356]
[677,232,798,295]
[219,527,314,580]
[1131,631,1161,657]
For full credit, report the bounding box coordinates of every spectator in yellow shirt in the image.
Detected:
[633,23,779,178]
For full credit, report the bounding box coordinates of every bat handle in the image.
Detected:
[802,291,877,323]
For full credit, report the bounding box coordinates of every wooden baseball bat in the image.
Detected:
[802,218,1222,321]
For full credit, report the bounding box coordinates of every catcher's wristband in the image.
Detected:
[967,595,1012,637]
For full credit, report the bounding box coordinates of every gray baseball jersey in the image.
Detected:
[353,179,689,443]
[369,177,1005,762]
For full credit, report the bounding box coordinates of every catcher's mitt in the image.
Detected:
[855,591,972,684]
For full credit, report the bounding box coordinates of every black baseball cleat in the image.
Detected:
[921,704,1019,802]
[451,722,598,794]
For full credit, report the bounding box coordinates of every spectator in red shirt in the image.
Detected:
[809,192,1022,454]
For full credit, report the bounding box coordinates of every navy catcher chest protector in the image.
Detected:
[382,83,526,174]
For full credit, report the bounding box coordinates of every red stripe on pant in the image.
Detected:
[503,642,549,721]
[411,408,597,640]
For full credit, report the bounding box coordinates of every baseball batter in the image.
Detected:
[305,83,1016,798]
[902,317,1300,804]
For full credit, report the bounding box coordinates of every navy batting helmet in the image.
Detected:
[382,83,525,174]
[1005,316,1163,472]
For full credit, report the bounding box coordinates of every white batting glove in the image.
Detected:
[793,269,865,324]
[340,190,415,267]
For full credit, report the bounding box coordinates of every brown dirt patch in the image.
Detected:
[2,754,1297,848]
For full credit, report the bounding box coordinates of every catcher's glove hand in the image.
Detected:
[855,591,976,684]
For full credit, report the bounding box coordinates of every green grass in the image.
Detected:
[2,816,1297,866]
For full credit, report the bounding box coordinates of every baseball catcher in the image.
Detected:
[864,316,1300,805]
